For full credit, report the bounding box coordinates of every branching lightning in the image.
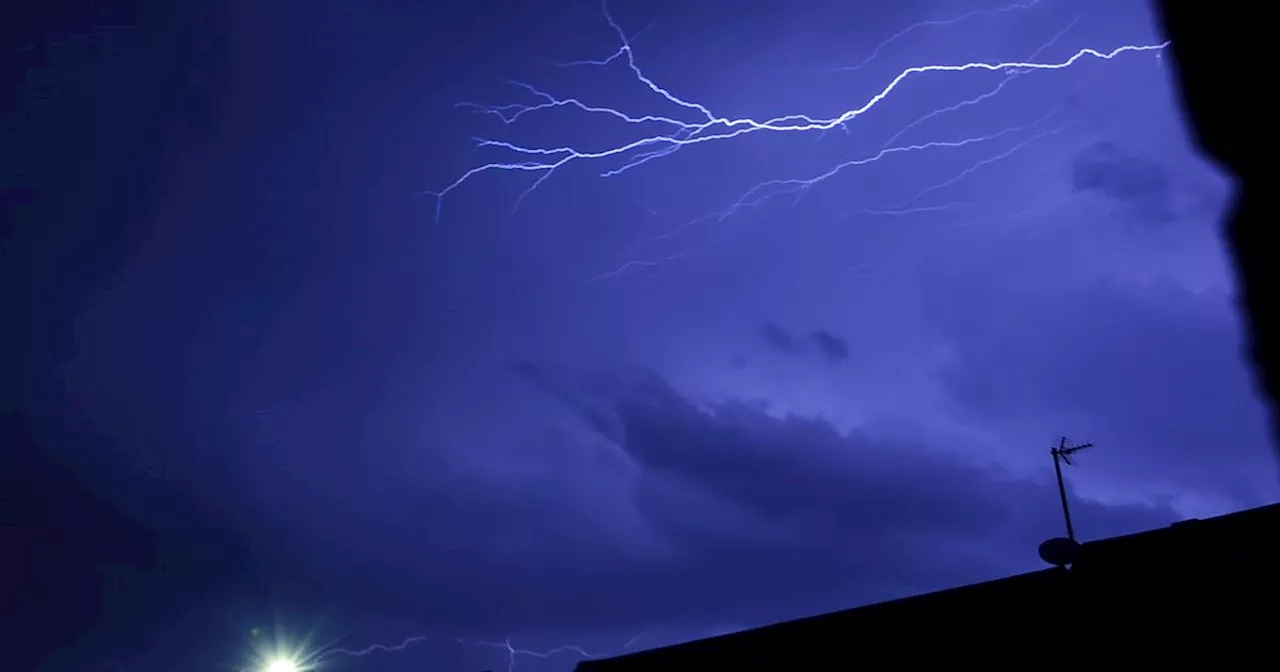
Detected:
[719,106,1067,218]
[586,248,692,284]
[241,630,644,672]
[462,637,612,672]
[837,199,1073,290]
[884,121,1074,211]
[851,202,980,217]
[879,4,1092,149]
[433,39,1164,215]
[828,0,1049,73]
[589,107,1065,282]
[430,0,1167,287]
[431,5,1164,209]
[314,635,429,662]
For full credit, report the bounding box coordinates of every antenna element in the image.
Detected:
[1050,436,1093,542]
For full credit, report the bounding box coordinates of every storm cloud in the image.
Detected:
[278,363,1180,632]
[760,321,807,354]
[812,330,850,361]
[1071,141,1175,222]
[16,0,1277,670]
[919,240,1276,503]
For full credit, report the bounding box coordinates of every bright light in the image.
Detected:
[265,659,300,672]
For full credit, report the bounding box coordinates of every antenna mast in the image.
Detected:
[1051,436,1093,542]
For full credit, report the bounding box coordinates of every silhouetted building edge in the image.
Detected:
[576,502,1280,670]
[1155,1,1279,464]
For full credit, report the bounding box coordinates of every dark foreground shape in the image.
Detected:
[1155,2,1276,463]
[576,503,1280,670]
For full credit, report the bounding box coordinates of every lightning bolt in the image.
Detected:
[313,634,430,662]
[850,202,981,217]
[839,200,1073,291]
[430,1,1166,224]
[878,3,1094,149]
[883,121,1075,211]
[460,633,649,672]
[262,630,646,672]
[605,103,1067,280]
[429,0,1168,295]
[828,0,1049,73]
[461,638,605,672]
[586,248,693,284]
[620,630,648,650]
[718,106,1067,220]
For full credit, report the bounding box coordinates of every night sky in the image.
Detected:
[7,0,1279,670]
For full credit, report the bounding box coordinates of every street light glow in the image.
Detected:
[265,659,300,672]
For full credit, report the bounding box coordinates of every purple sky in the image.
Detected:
[15,0,1278,670]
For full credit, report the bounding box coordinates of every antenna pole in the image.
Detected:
[1052,437,1075,542]
[1050,437,1093,542]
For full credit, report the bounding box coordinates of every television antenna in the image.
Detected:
[1037,437,1094,568]
[1051,436,1093,542]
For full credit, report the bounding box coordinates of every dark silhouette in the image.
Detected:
[577,502,1280,669]
[1050,437,1093,542]
[3,412,259,671]
[1155,2,1275,463]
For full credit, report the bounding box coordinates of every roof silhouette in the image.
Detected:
[577,502,1280,670]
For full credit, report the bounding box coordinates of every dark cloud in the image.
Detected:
[465,364,1181,628]
[811,330,849,361]
[1070,141,1174,222]
[760,323,850,363]
[919,250,1277,501]
[760,321,807,354]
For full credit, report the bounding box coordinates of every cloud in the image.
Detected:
[758,323,849,364]
[760,321,807,355]
[1070,141,1174,222]
[811,330,850,361]
[426,362,1181,630]
[916,239,1277,506]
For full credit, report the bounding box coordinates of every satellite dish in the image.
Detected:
[1038,536,1081,567]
